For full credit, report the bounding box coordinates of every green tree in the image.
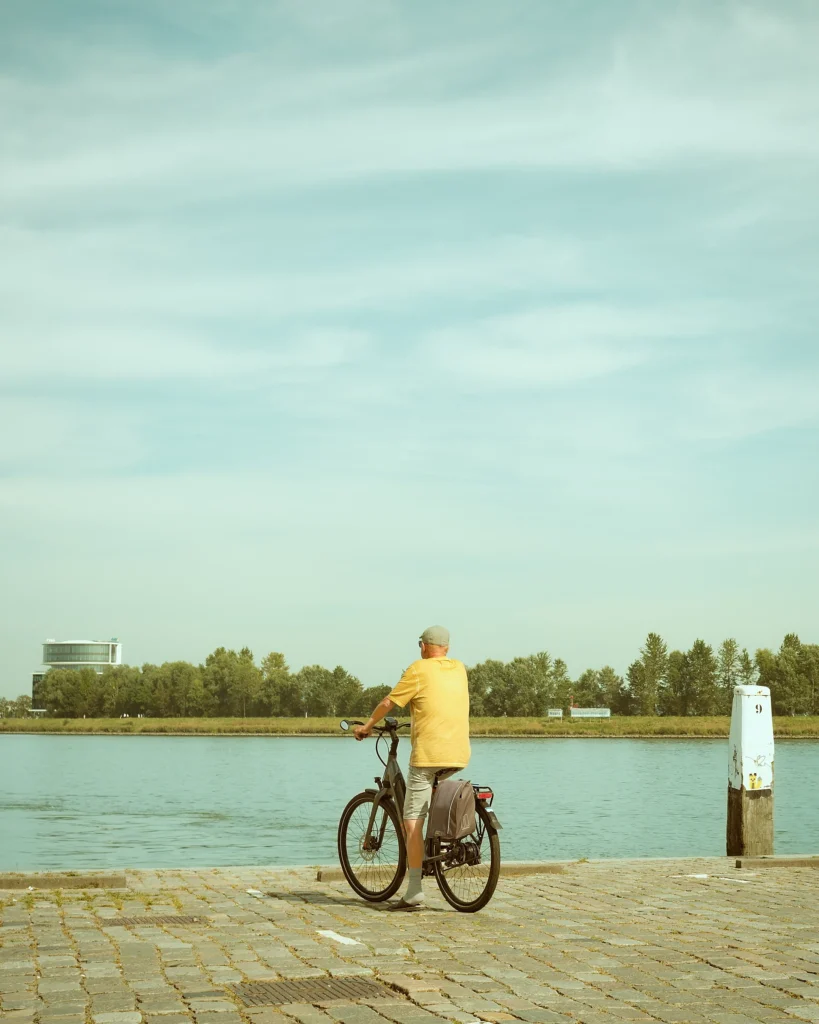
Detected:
[597,665,630,715]
[142,664,172,717]
[661,650,688,716]
[202,647,234,715]
[358,684,392,716]
[661,642,718,716]
[689,639,719,715]
[803,644,819,714]
[165,662,206,716]
[630,633,668,715]
[39,668,101,717]
[755,647,777,696]
[2,694,32,717]
[259,652,291,715]
[107,665,149,717]
[100,665,128,717]
[467,660,504,716]
[134,665,160,716]
[271,673,306,716]
[551,658,573,711]
[40,669,67,716]
[507,653,556,715]
[233,648,262,718]
[739,648,757,687]
[470,653,558,716]
[295,666,334,716]
[716,638,740,715]
[294,665,362,716]
[478,659,513,716]
[202,647,260,717]
[624,661,644,716]
[328,665,364,716]
[771,634,811,716]
[572,669,604,707]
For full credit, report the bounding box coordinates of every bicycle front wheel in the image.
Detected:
[433,800,500,912]
[338,791,407,902]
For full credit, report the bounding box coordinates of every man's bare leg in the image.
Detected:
[401,818,424,904]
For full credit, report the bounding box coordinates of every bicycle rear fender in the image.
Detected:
[484,808,502,830]
[472,785,501,830]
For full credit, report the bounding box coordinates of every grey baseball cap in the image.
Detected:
[419,625,450,646]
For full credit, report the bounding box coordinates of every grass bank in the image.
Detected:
[2,716,819,737]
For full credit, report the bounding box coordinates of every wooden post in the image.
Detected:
[727,685,774,857]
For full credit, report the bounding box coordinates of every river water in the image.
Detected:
[1,735,817,871]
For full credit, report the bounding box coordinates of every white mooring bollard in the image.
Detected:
[726,684,774,857]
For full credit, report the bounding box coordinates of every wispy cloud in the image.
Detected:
[685,366,819,440]
[0,398,147,472]
[422,303,733,389]
[2,325,370,381]
[2,5,819,211]
[0,229,583,333]
[1,1,818,694]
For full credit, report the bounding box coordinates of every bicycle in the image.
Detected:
[336,716,502,912]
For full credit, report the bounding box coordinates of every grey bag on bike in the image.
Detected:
[428,779,476,841]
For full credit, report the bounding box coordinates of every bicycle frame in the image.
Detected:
[362,719,492,874]
[363,723,407,847]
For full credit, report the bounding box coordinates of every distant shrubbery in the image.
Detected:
[3,631,816,720]
[3,716,819,737]
[465,634,818,718]
[0,694,32,719]
[27,649,391,720]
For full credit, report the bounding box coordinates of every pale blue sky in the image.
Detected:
[1,1,818,697]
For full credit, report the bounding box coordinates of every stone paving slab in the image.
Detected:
[315,864,568,883]
[0,874,128,890]
[2,859,819,1024]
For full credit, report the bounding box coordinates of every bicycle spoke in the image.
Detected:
[340,793,405,899]
[434,803,500,910]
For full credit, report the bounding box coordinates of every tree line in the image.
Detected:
[3,632,817,719]
[623,632,819,717]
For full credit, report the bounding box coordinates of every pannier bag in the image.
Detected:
[428,778,476,841]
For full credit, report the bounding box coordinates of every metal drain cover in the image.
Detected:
[232,978,400,1006]
[103,915,203,926]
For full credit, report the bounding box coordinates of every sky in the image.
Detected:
[1,1,818,698]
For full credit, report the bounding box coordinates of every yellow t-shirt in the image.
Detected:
[387,657,470,769]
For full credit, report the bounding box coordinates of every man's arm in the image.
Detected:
[353,698,395,740]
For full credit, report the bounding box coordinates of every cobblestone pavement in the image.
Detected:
[2,858,819,1024]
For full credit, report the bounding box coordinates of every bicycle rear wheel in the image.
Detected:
[338,791,406,902]
[433,800,500,912]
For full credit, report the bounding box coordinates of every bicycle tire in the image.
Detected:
[338,791,407,902]
[433,800,500,912]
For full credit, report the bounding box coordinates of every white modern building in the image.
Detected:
[32,639,122,708]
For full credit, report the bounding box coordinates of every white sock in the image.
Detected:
[404,868,424,904]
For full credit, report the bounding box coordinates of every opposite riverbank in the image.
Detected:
[2,714,819,736]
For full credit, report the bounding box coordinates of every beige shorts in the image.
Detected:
[404,765,458,821]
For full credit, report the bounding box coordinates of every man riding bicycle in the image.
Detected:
[354,625,470,909]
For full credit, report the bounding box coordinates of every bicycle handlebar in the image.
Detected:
[339,718,409,734]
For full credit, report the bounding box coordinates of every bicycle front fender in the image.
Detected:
[364,788,396,841]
